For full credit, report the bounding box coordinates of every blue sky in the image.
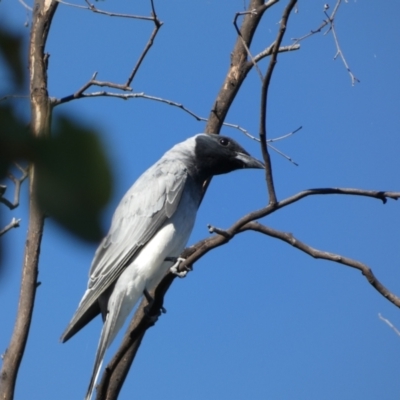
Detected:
[1,1,400,399]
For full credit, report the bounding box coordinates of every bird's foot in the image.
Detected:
[169,257,190,278]
[143,288,166,314]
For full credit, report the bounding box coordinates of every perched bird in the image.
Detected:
[61,133,264,400]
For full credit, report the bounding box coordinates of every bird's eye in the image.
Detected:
[219,138,229,146]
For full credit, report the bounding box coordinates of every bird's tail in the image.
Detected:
[85,293,125,400]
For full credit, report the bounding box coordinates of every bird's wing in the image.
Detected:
[61,159,188,342]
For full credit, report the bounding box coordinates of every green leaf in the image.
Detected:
[35,116,113,242]
[0,26,24,88]
[0,104,32,177]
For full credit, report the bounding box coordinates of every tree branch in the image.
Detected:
[0,218,21,237]
[97,186,400,399]
[243,221,400,308]
[53,90,299,164]
[228,188,400,231]
[56,0,154,21]
[259,0,297,206]
[291,0,359,85]
[233,8,264,82]
[378,314,400,337]
[52,0,162,106]
[253,43,300,63]
[0,164,29,210]
[124,0,162,88]
[0,1,58,398]
[205,0,279,135]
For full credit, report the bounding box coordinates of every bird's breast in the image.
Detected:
[127,185,199,292]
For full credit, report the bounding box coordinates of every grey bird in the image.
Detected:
[60,133,264,400]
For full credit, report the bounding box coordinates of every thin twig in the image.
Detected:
[238,125,301,143]
[50,0,162,106]
[124,0,162,87]
[329,11,360,85]
[291,0,359,85]
[54,91,298,164]
[56,0,154,20]
[237,125,302,165]
[207,224,233,239]
[252,43,300,63]
[234,12,301,78]
[0,218,21,236]
[267,143,298,166]
[291,0,342,45]
[0,164,29,210]
[268,126,302,142]
[378,314,400,337]
[233,9,264,82]
[54,40,301,105]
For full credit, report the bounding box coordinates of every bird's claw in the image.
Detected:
[169,257,190,277]
[143,288,167,315]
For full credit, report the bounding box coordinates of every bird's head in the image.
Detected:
[190,133,264,181]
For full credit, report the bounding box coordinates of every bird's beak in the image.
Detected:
[235,152,265,169]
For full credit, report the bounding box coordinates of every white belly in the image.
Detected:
[106,187,198,341]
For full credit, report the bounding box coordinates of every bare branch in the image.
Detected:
[0,1,58,398]
[52,0,162,106]
[0,218,21,237]
[291,0,342,44]
[124,1,163,88]
[174,189,400,274]
[329,13,360,85]
[209,188,400,243]
[98,185,400,399]
[252,43,300,64]
[277,188,399,208]
[53,90,298,164]
[233,9,264,82]
[243,222,400,308]
[378,314,400,337]
[266,143,299,166]
[205,0,281,135]
[55,0,154,21]
[0,164,29,210]
[207,224,233,239]
[238,125,301,165]
[260,0,297,205]
[291,0,359,85]
[267,126,302,142]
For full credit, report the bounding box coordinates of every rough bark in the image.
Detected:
[0,1,58,398]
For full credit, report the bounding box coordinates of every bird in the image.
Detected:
[60,133,264,400]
